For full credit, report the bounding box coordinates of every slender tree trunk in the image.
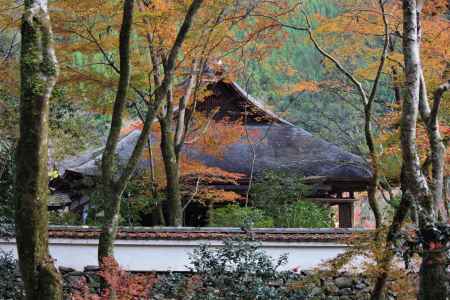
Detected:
[15,0,63,299]
[159,61,199,226]
[98,190,122,260]
[371,169,411,300]
[302,2,388,229]
[99,0,134,263]
[160,98,182,226]
[160,123,182,226]
[416,80,450,300]
[401,1,448,298]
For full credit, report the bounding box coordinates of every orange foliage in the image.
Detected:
[27,0,299,116]
[196,188,243,204]
[181,157,244,185]
[189,119,246,158]
[315,0,449,89]
[377,109,450,180]
[280,80,320,95]
[72,257,156,300]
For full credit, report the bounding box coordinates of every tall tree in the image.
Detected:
[15,0,63,299]
[158,65,199,226]
[401,0,448,298]
[133,0,296,226]
[98,0,204,262]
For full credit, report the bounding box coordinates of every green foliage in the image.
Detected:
[278,201,332,228]
[251,171,331,228]
[251,171,311,208]
[120,177,163,226]
[208,204,274,228]
[82,175,161,226]
[242,1,393,153]
[0,140,15,229]
[0,251,23,299]
[153,238,310,299]
[48,211,82,225]
[49,88,110,161]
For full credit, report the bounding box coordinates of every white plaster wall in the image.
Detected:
[0,239,347,272]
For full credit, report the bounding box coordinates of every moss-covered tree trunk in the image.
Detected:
[15,0,63,299]
[98,0,134,262]
[160,115,182,226]
[159,62,198,226]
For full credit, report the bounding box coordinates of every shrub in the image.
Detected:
[208,204,274,228]
[275,201,332,228]
[72,256,156,300]
[151,272,201,299]
[186,238,308,299]
[49,211,82,225]
[0,140,15,236]
[251,171,331,228]
[0,250,23,299]
[0,140,15,223]
[152,238,311,299]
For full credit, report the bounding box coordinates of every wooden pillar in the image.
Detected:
[339,202,353,228]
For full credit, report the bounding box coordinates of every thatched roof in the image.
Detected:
[58,81,371,188]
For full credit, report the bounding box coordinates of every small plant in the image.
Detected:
[0,250,23,299]
[208,204,274,228]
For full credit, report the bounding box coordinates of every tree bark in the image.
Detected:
[15,0,63,299]
[419,77,449,221]
[160,88,183,226]
[159,61,199,226]
[371,169,412,300]
[401,0,432,215]
[401,1,448,299]
[160,115,182,226]
[98,190,122,261]
[419,248,448,300]
[98,0,135,262]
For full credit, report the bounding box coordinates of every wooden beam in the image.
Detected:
[307,198,358,204]
[339,203,353,228]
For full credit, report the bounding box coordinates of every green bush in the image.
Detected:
[48,211,82,225]
[0,140,15,236]
[251,171,331,228]
[152,238,310,299]
[276,201,331,228]
[0,251,23,299]
[208,204,274,228]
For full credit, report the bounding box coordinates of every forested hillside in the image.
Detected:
[243,1,391,155]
